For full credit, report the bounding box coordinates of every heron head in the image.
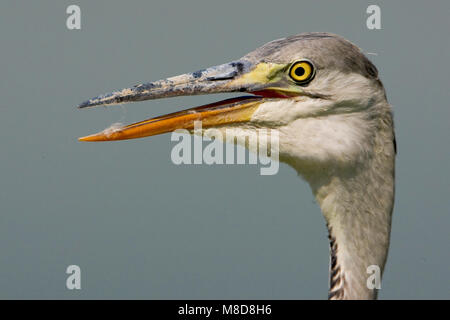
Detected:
[79,32,388,171]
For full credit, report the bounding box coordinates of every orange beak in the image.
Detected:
[78,96,264,141]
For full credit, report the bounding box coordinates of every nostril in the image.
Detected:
[206,72,237,81]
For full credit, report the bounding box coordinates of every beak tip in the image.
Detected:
[78,134,101,142]
[78,100,91,109]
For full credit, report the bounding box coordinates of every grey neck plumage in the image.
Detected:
[299,104,396,300]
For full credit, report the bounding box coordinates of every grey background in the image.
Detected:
[0,0,448,299]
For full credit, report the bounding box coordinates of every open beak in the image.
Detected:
[78,60,287,141]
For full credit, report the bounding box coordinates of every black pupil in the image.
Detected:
[294,66,305,77]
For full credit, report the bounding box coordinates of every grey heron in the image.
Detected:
[78,32,396,300]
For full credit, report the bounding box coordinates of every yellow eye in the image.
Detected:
[289,60,315,84]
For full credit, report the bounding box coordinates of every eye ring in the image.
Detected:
[288,59,316,84]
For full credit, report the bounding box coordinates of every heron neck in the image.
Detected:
[306,126,395,300]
